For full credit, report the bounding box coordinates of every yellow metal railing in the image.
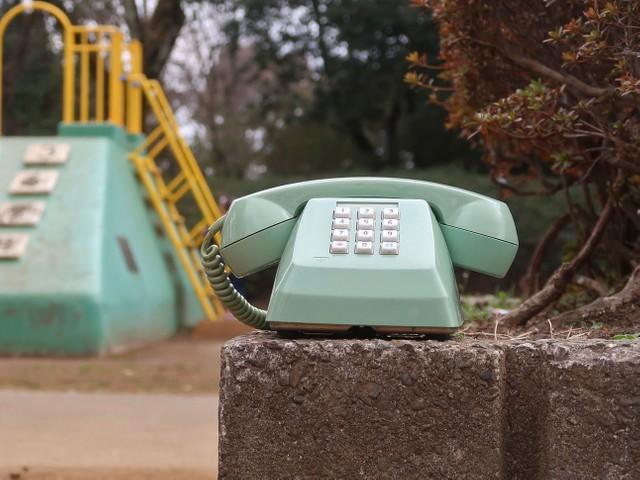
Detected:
[128,76,224,319]
[0,1,224,321]
[0,2,136,132]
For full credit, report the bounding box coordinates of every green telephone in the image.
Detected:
[201,177,518,334]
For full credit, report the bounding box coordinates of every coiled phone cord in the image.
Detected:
[200,216,270,330]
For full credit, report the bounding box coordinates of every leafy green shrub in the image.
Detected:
[408,0,640,326]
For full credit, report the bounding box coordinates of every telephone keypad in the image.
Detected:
[381,219,399,230]
[330,241,349,254]
[334,206,352,219]
[356,229,374,242]
[380,241,399,255]
[357,218,375,230]
[382,207,399,219]
[355,241,374,254]
[381,230,399,242]
[332,218,350,229]
[331,229,350,241]
[331,203,400,255]
[358,207,375,219]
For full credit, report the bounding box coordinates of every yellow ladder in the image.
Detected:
[129,76,224,320]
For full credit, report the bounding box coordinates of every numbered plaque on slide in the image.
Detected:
[0,201,46,226]
[9,170,59,195]
[0,233,29,259]
[23,143,70,165]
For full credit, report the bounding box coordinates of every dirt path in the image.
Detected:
[0,336,224,395]
[0,325,252,479]
[0,390,218,479]
[0,468,216,480]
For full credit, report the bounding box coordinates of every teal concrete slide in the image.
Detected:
[0,124,202,355]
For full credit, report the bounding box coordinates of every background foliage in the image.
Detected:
[5,0,630,309]
[409,0,640,324]
[1,0,474,173]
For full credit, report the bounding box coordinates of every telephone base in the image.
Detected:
[270,322,457,335]
[265,198,464,333]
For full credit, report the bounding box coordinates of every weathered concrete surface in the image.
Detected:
[219,333,640,480]
[219,333,506,479]
[538,342,640,480]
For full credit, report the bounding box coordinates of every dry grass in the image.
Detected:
[457,319,597,341]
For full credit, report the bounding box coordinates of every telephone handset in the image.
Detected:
[201,177,518,333]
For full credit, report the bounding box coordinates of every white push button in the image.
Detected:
[24,143,70,165]
[380,242,399,255]
[330,241,349,254]
[357,229,374,242]
[0,201,46,226]
[358,207,375,219]
[0,233,29,258]
[382,207,399,219]
[332,218,350,229]
[355,241,374,254]
[9,170,59,194]
[381,230,398,242]
[357,218,375,229]
[334,206,351,218]
[331,229,350,241]
[381,219,399,230]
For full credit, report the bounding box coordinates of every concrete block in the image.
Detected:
[220,334,640,479]
[536,341,640,479]
[219,332,506,480]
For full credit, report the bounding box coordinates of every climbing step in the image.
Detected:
[0,142,63,260]
[23,143,70,165]
[0,201,46,226]
[0,232,29,259]
[9,169,59,194]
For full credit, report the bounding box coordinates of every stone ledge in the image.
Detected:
[218,333,640,480]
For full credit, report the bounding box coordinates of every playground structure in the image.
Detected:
[0,2,224,354]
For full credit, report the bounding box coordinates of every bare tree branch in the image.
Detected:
[469,37,612,98]
[519,213,571,296]
[504,197,616,327]
[550,265,640,326]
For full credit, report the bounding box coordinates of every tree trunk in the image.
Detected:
[142,0,186,79]
[3,14,36,135]
[549,265,640,325]
[383,92,402,168]
[345,118,377,159]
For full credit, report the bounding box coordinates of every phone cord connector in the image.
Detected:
[200,216,270,330]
